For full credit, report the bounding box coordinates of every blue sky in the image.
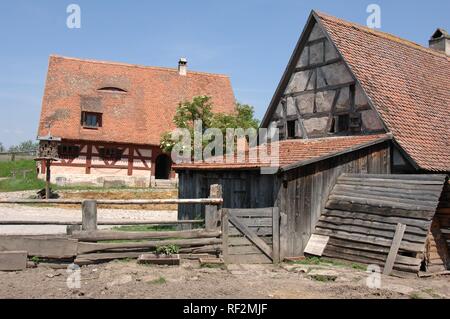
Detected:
[0,0,448,147]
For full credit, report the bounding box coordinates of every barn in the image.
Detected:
[175,11,450,274]
[37,55,236,187]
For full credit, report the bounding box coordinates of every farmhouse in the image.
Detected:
[175,11,450,274]
[37,55,236,187]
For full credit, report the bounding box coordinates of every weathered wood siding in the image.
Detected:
[178,170,276,220]
[276,142,390,257]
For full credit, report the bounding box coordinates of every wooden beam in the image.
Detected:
[71,229,221,242]
[82,200,97,231]
[127,146,134,176]
[285,81,355,99]
[0,198,223,205]
[383,223,407,275]
[0,251,27,271]
[222,209,229,263]
[272,207,280,263]
[294,58,342,73]
[0,237,78,259]
[77,238,222,254]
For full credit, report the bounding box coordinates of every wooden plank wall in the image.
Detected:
[277,142,390,257]
[426,179,450,272]
[178,170,275,220]
[314,174,447,275]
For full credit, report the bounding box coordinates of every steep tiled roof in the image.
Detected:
[315,12,450,172]
[38,55,236,146]
[174,134,390,171]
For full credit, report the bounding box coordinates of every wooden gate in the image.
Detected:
[222,208,280,264]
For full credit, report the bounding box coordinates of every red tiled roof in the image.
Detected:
[38,55,236,146]
[174,134,390,171]
[315,12,450,172]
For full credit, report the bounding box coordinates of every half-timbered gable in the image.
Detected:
[262,16,385,140]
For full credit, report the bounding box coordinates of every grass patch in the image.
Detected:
[112,225,177,232]
[310,274,337,282]
[351,263,367,271]
[289,257,366,271]
[0,160,36,177]
[409,292,423,299]
[148,276,166,285]
[0,160,47,192]
[201,263,226,270]
[290,257,322,265]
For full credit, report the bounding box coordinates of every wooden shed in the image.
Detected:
[176,11,450,274]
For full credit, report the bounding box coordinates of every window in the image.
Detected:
[337,114,350,132]
[287,120,297,139]
[82,112,102,128]
[98,87,127,93]
[98,147,123,161]
[57,145,80,159]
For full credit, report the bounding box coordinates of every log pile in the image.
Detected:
[312,173,448,276]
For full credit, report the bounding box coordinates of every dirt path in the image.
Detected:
[0,204,177,235]
[0,261,448,299]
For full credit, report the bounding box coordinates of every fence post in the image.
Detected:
[82,200,98,231]
[221,208,229,264]
[66,224,82,235]
[205,184,222,231]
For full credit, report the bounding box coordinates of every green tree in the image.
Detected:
[0,143,4,153]
[160,96,260,155]
[8,140,38,152]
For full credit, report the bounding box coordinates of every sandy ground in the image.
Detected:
[0,260,449,299]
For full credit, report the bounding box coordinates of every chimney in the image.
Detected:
[429,28,450,56]
[178,57,187,76]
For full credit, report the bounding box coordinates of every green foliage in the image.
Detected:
[112,225,176,232]
[310,274,337,282]
[290,257,322,265]
[0,160,36,177]
[30,256,41,264]
[160,96,260,155]
[8,140,38,152]
[148,276,166,285]
[0,142,4,153]
[155,244,179,256]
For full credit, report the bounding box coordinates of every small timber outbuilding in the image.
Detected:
[175,11,450,275]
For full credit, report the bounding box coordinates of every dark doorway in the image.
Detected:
[155,154,171,179]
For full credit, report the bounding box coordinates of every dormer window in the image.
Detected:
[98,87,127,93]
[82,111,102,128]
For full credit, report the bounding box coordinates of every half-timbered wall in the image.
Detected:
[38,140,156,187]
[267,22,385,139]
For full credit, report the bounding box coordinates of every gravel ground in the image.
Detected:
[0,261,448,299]
[0,204,177,235]
[0,190,177,235]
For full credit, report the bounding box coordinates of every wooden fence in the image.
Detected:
[0,185,224,269]
[0,151,37,162]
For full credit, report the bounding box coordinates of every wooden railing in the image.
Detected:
[0,185,224,267]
